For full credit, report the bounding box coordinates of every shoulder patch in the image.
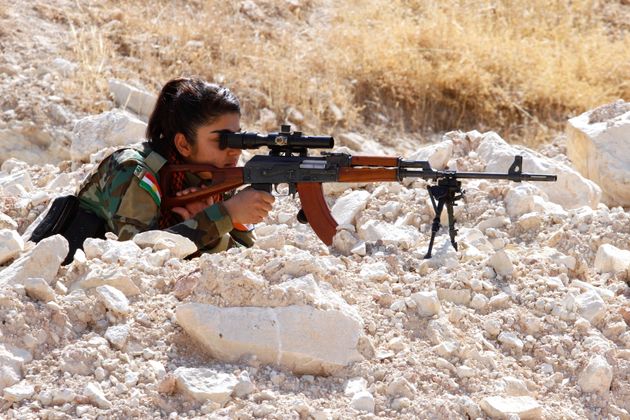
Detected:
[136,168,162,206]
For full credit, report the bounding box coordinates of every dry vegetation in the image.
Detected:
[53,0,629,146]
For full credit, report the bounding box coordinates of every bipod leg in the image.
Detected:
[445,195,458,251]
[424,185,447,259]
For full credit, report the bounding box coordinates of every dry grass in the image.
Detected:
[62,0,629,147]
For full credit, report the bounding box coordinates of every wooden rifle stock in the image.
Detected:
[159,164,245,209]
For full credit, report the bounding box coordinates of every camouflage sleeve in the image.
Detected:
[90,158,248,252]
[165,202,235,250]
[109,163,161,240]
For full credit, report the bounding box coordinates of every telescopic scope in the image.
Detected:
[219,125,334,150]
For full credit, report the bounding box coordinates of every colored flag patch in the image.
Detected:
[138,172,161,206]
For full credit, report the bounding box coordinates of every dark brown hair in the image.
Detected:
[147,77,240,227]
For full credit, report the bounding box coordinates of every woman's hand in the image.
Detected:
[171,185,215,220]
[223,187,275,225]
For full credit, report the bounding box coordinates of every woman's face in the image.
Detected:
[187,112,242,167]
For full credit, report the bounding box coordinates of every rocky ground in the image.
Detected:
[1,1,630,420]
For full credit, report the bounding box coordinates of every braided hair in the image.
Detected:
[146,77,240,228]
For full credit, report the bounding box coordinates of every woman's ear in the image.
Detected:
[174,133,193,157]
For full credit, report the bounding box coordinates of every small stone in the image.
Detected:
[470,293,489,310]
[84,382,112,409]
[3,382,35,402]
[233,371,256,398]
[344,377,367,397]
[498,332,524,353]
[52,388,76,405]
[480,396,542,419]
[578,355,613,394]
[411,291,441,317]
[24,277,56,302]
[487,250,514,276]
[350,390,375,413]
[148,360,166,380]
[386,376,416,398]
[0,229,24,265]
[95,285,130,315]
[173,367,238,404]
[104,324,130,350]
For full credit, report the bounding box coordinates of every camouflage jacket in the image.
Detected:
[77,143,255,254]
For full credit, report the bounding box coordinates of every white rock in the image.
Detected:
[359,262,390,282]
[578,355,613,394]
[470,293,489,310]
[477,131,601,210]
[84,382,111,409]
[437,288,471,305]
[344,377,368,397]
[498,332,524,353]
[575,291,606,324]
[133,230,197,258]
[0,344,31,391]
[71,110,146,162]
[487,250,514,276]
[386,376,416,398]
[0,229,24,264]
[567,101,630,206]
[95,285,130,315]
[411,291,441,317]
[173,367,238,404]
[3,382,34,402]
[502,376,531,397]
[357,219,421,249]
[433,341,458,358]
[331,190,371,226]
[148,360,166,380]
[52,388,76,405]
[480,396,542,419]
[406,140,453,170]
[176,303,364,375]
[350,390,375,413]
[594,243,630,273]
[108,79,157,120]
[104,324,130,350]
[24,277,56,302]
[71,266,140,296]
[0,212,18,230]
[233,371,256,398]
[0,235,67,288]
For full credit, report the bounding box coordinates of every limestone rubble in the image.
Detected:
[1,119,629,418]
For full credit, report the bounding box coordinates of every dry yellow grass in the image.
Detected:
[63,0,629,147]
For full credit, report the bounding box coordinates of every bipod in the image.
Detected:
[423,177,464,259]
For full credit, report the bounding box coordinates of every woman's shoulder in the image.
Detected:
[109,143,167,173]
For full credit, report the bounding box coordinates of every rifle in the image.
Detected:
[159,125,557,258]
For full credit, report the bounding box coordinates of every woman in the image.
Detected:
[37,77,274,262]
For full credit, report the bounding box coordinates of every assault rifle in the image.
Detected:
[159,125,557,258]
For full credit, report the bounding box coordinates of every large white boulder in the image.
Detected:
[176,303,364,375]
[0,235,68,288]
[406,140,453,170]
[476,132,601,210]
[71,109,146,162]
[331,190,371,226]
[566,100,630,206]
